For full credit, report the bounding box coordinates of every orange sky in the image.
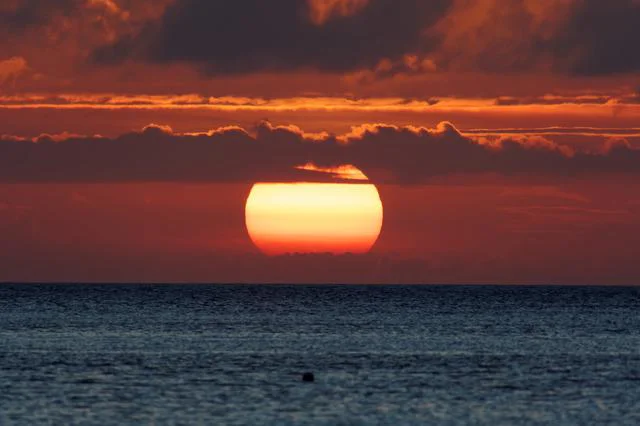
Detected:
[2,180,639,283]
[1,0,640,283]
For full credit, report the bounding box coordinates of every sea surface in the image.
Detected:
[1,284,639,425]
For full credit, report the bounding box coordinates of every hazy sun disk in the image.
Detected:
[245,183,383,255]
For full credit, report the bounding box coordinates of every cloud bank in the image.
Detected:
[2,121,640,184]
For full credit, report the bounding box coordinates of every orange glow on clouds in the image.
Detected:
[245,182,383,255]
[308,0,369,25]
[295,163,370,181]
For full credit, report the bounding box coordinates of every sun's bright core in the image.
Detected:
[245,182,383,255]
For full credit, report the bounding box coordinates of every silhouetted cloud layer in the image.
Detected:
[2,121,640,183]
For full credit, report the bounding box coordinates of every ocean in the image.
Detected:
[1,284,639,425]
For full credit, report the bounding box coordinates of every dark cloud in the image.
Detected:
[4,0,640,78]
[431,0,640,76]
[91,0,640,77]
[0,0,79,33]
[0,124,337,183]
[93,0,451,73]
[1,121,640,184]
[555,0,640,75]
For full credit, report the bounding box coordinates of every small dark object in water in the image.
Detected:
[302,372,315,382]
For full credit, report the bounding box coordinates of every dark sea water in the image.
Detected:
[1,284,639,425]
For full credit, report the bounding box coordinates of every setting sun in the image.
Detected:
[245,182,383,255]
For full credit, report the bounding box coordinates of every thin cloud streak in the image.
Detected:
[464,127,640,139]
[2,95,640,122]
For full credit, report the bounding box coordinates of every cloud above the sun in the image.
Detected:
[1,120,639,184]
